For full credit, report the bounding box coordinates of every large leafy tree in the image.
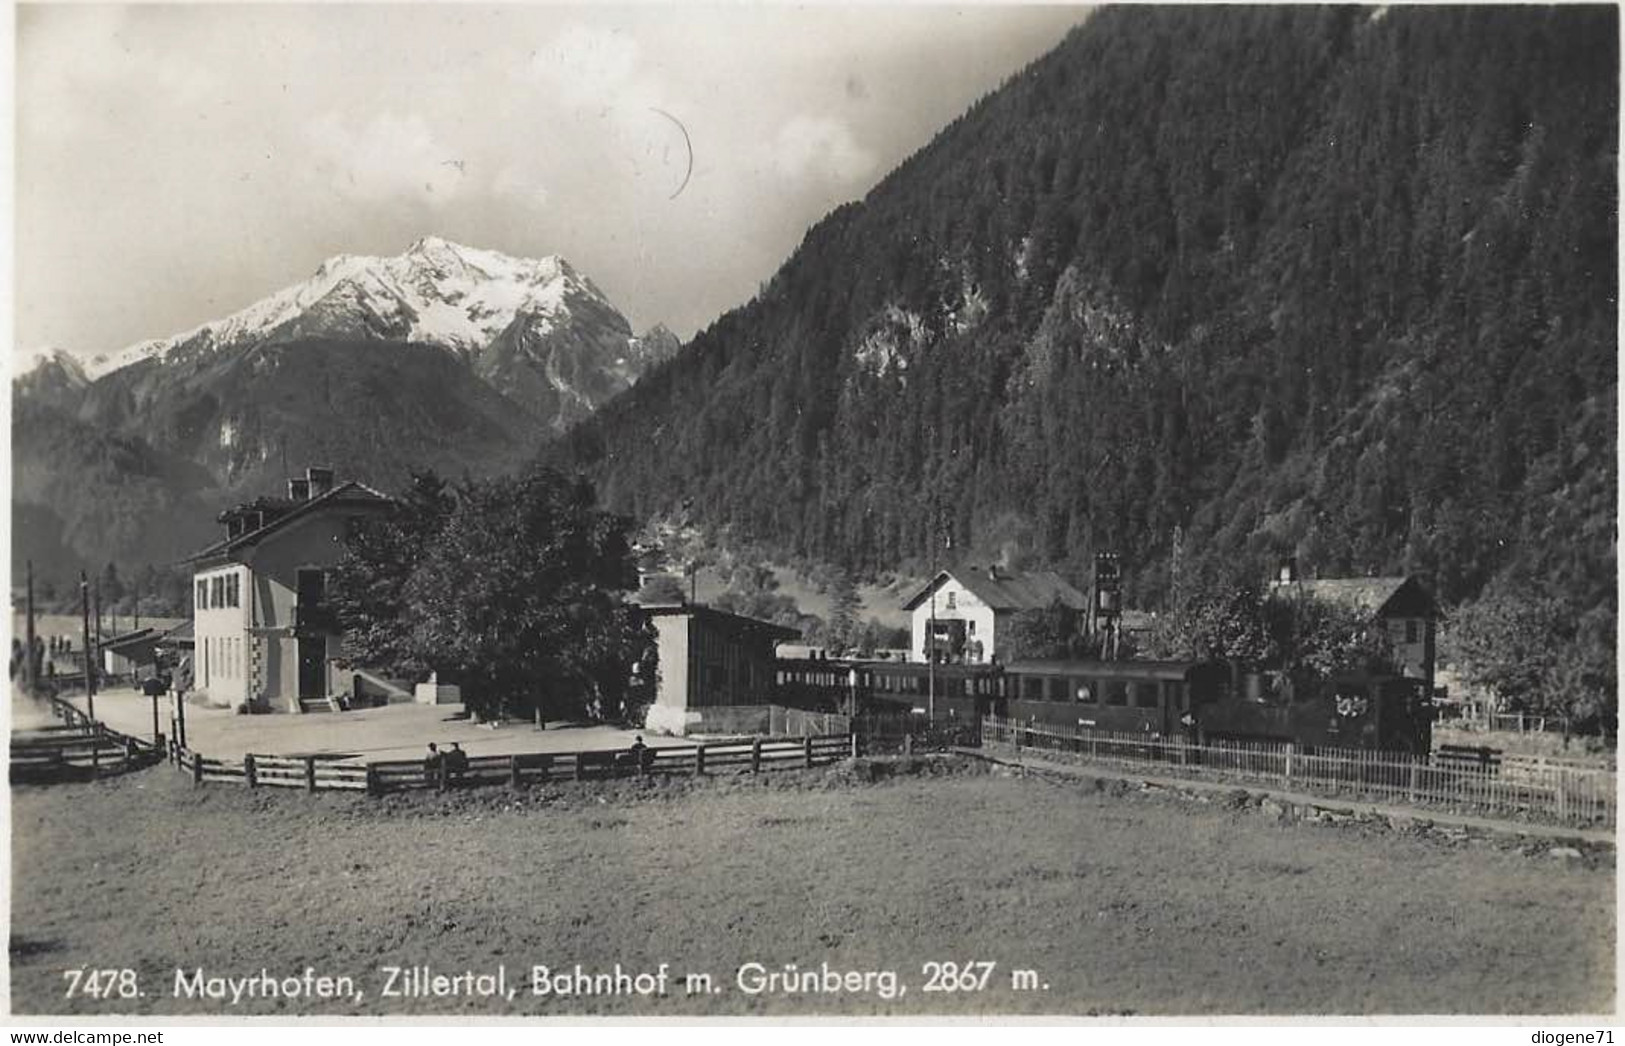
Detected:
[333,467,653,721]
[329,471,455,681]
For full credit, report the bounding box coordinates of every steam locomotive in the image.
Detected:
[775,656,1433,755]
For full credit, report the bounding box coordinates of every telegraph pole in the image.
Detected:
[80,571,95,727]
[23,560,37,695]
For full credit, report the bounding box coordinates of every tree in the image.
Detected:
[1444,588,1616,728]
[1004,599,1087,660]
[826,571,862,652]
[329,471,455,682]
[1264,592,1397,679]
[394,467,652,722]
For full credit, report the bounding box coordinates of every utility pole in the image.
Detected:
[92,578,103,688]
[24,560,37,695]
[80,571,95,721]
[926,497,951,723]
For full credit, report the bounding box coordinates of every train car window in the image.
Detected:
[1132,682,1159,708]
[1072,679,1095,704]
[1166,681,1185,711]
[1046,677,1068,702]
[1020,676,1044,701]
[1104,681,1128,706]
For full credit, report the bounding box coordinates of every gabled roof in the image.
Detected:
[901,568,1090,613]
[185,480,393,564]
[1271,576,1437,619]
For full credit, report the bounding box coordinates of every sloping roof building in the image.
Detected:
[1270,571,1439,692]
[186,466,394,712]
[902,566,1088,665]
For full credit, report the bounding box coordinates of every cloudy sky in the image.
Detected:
[15,4,1090,367]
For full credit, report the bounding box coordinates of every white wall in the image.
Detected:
[192,564,250,707]
[910,575,998,663]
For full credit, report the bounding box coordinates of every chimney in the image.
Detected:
[288,477,311,501]
[306,466,335,499]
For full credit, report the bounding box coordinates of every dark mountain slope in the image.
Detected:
[558,7,1615,628]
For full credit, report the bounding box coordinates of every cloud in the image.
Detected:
[19,7,219,143]
[771,115,878,184]
[524,24,642,109]
[303,111,466,206]
[492,165,551,211]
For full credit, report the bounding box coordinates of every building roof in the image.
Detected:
[158,619,194,645]
[1271,576,1437,619]
[185,480,393,565]
[642,603,800,642]
[101,627,160,653]
[901,568,1090,613]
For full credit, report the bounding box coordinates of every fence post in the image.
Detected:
[191,751,204,785]
[850,732,859,759]
[510,755,522,791]
[903,733,913,757]
[1284,743,1295,782]
[695,744,706,776]
[751,738,762,773]
[123,738,135,770]
[366,765,380,797]
[438,756,449,791]
[306,755,318,793]
[245,754,258,789]
[574,754,586,781]
[804,735,814,769]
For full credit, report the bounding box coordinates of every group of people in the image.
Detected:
[422,741,469,785]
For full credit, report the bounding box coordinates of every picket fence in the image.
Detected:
[982,715,1615,827]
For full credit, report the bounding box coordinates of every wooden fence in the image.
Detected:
[982,716,1616,828]
[10,695,164,783]
[166,734,859,795]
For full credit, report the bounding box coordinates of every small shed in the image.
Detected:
[642,604,798,735]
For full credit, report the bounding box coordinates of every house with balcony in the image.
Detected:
[184,466,393,712]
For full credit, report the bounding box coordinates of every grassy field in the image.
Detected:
[9,758,1614,1017]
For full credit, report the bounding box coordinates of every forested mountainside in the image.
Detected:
[558,6,1615,673]
[559,4,1612,600]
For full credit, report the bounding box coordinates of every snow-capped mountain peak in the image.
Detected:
[84,238,619,379]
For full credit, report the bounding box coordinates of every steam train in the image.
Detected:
[775,656,1433,755]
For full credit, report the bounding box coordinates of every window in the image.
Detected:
[1133,682,1160,709]
[1046,676,1068,702]
[1021,675,1044,701]
[1404,620,1419,644]
[1073,679,1095,704]
[1104,682,1128,707]
[196,581,206,609]
[946,591,956,609]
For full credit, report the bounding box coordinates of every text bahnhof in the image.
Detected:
[169,962,910,1004]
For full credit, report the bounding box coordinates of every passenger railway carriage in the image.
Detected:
[774,655,1432,754]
